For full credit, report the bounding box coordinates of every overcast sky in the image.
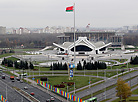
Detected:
[1,0,138,28]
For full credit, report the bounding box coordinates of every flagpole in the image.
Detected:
[73,3,76,67]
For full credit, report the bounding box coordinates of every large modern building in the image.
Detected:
[57,32,115,44]
[57,31,122,47]
[53,37,112,55]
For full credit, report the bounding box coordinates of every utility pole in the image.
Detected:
[97,68,98,77]
[6,84,7,100]
[39,65,40,76]
[74,82,75,94]
[104,69,106,100]
[21,96,23,102]
[67,85,68,102]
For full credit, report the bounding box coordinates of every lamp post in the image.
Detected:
[74,82,75,95]
[6,84,7,100]
[104,69,106,100]
[117,68,118,78]
[137,78,138,85]
[97,68,98,77]
[39,65,40,76]
[84,66,85,76]
[67,85,68,102]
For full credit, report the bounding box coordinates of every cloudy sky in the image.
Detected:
[0,0,138,28]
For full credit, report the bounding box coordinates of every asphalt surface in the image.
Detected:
[96,75,138,102]
[0,76,29,102]
[75,70,138,98]
[3,50,138,102]
[0,73,61,102]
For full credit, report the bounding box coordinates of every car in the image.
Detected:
[12,80,15,82]
[24,86,28,90]
[30,92,34,96]
[2,75,5,79]
[50,97,55,101]
[20,80,23,83]
[46,99,50,102]
[16,77,20,81]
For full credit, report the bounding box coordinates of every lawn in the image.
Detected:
[132,87,138,94]
[14,48,40,52]
[0,53,14,58]
[33,76,102,92]
[6,57,19,61]
[112,97,138,102]
[112,59,128,63]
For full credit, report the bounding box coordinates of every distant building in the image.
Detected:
[53,37,112,55]
[57,31,122,47]
[57,31,115,44]
[0,26,6,34]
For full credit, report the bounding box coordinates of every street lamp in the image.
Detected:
[67,85,68,102]
[97,68,98,77]
[39,65,40,76]
[74,82,75,95]
[104,69,106,100]
[6,84,7,100]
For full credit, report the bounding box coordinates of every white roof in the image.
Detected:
[53,37,111,50]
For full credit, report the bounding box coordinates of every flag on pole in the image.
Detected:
[66,6,74,12]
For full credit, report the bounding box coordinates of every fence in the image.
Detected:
[37,80,86,102]
[0,95,8,102]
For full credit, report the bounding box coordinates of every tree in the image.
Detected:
[77,61,83,70]
[116,78,131,101]
[29,62,34,69]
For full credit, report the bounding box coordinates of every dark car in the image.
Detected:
[2,75,5,79]
[16,77,20,81]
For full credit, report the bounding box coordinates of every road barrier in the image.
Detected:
[37,80,86,102]
[0,95,8,102]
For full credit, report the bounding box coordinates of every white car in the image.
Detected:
[24,86,28,90]
[50,97,55,101]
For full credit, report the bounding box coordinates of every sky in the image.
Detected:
[1,0,138,28]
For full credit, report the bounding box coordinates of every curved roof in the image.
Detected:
[53,37,112,50]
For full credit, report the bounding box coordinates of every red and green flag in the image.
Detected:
[66,6,74,12]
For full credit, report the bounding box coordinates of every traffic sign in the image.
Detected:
[69,63,75,68]
[70,70,73,77]
[32,78,35,80]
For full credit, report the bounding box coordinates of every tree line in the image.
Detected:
[1,58,34,69]
[123,33,138,46]
[50,60,107,70]
[0,33,61,48]
[130,56,138,64]
[50,62,68,70]
[77,60,107,70]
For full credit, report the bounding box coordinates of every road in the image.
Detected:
[0,77,29,102]
[0,73,61,102]
[96,75,138,102]
[75,70,138,100]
